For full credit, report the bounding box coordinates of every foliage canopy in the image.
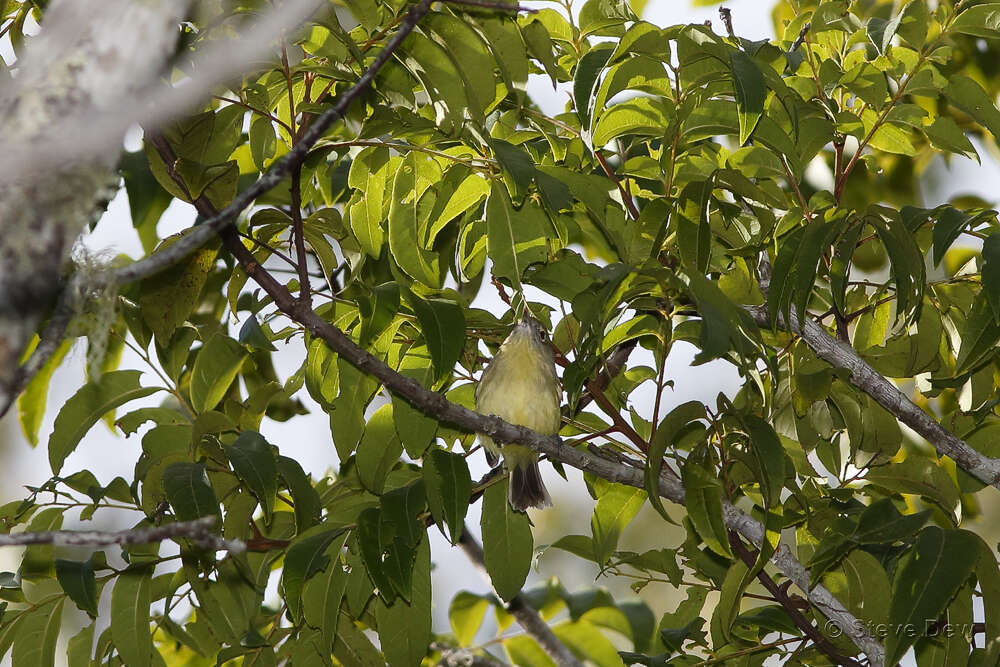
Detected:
[6,0,1000,665]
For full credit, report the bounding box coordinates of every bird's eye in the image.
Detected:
[538,330,549,343]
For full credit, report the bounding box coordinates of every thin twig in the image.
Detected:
[289,166,311,303]
[458,530,583,667]
[718,7,735,39]
[728,532,861,667]
[0,516,244,552]
[789,22,810,54]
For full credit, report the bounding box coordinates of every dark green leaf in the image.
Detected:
[743,416,786,508]
[731,50,766,144]
[277,455,322,533]
[162,463,220,521]
[408,294,466,382]
[111,566,154,667]
[957,292,1000,374]
[282,529,348,623]
[423,448,472,545]
[885,528,980,667]
[682,457,732,558]
[56,557,98,617]
[574,45,615,132]
[675,178,714,274]
[481,478,532,602]
[226,431,278,522]
[646,402,705,521]
[375,537,432,667]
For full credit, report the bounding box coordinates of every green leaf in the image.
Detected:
[425,14,498,118]
[957,292,1000,374]
[48,370,158,474]
[356,405,402,495]
[329,358,378,459]
[408,294,466,382]
[226,431,278,522]
[423,448,472,545]
[281,529,348,623]
[277,455,322,533]
[375,537,432,667]
[710,558,749,646]
[491,139,536,199]
[391,348,438,458]
[731,50,766,145]
[574,44,615,132]
[111,566,154,667]
[11,597,63,667]
[682,456,732,558]
[248,115,276,170]
[945,75,1000,140]
[56,557,98,617]
[646,402,705,521]
[162,463,220,521]
[924,116,978,160]
[865,457,960,515]
[851,498,930,544]
[388,151,444,287]
[951,3,1000,38]
[449,592,491,646]
[18,339,70,447]
[138,232,220,343]
[486,182,553,289]
[120,150,172,254]
[675,178,714,274]
[301,536,350,648]
[189,333,247,413]
[66,623,94,667]
[348,147,391,258]
[304,338,339,408]
[591,484,646,566]
[332,610,384,666]
[743,416,786,508]
[592,97,673,147]
[983,234,1000,321]
[885,527,980,667]
[481,478,532,602]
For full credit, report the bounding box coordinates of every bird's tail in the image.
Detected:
[509,458,552,511]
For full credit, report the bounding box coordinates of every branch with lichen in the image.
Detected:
[0,516,243,552]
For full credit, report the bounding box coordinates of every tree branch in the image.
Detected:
[743,303,1000,489]
[0,516,243,552]
[214,228,882,664]
[108,0,434,289]
[0,0,435,418]
[728,532,862,667]
[289,165,312,304]
[458,530,583,667]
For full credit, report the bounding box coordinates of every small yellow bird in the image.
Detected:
[475,313,562,510]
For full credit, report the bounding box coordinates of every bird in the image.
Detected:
[475,312,562,510]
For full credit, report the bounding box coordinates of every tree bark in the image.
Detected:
[0,0,187,406]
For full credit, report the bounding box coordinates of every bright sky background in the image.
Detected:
[2,1,1000,661]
